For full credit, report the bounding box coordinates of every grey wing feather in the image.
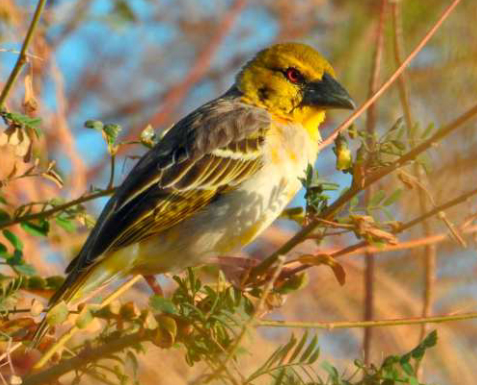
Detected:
[64,88,270,277]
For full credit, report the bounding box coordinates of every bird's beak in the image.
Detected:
[302,72,355,110]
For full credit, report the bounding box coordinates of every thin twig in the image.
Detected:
[23,331,149,385]
[0,186,115,230]
[390,1,437,355]
[257,311,477,330]
[250,101,477,281]
[318,0,463,150]
[284,187,477,278]
[0,0,48,108]
[363,0,387,364]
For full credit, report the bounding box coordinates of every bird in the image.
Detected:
[33,42,354,344]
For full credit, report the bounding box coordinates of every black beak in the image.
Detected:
[301,72,355,110]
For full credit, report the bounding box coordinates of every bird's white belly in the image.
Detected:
[133,123,320,273]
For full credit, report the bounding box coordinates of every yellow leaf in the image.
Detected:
[46,301,68,326]
[298,254,346,286]
[30,299,43,317]
[23,74,38,113]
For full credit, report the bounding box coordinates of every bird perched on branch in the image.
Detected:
[34,42,354,343]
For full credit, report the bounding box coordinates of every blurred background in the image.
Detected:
[1,0,477,383]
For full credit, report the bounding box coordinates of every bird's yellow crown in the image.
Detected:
[237,42,353,140]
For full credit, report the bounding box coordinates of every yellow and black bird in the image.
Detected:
[34,42,354,343]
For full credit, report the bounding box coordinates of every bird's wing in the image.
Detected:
[66,94,271,275]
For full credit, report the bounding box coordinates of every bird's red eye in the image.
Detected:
[285,67,301,83]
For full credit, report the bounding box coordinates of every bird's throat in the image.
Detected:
[293,107,325,143]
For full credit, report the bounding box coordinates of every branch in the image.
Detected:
[363,0,388,364]
[318,0,462,150]
[0,187,115,231]
[257,311,477,330]
[0,0,48,108]
[391,0,437,350]
[398,187,477,233]
[283,187,477,277]
[22,331,149,385]
[250,101,477,278]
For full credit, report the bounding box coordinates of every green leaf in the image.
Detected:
[383,189,403,206]
[8,249,23,265]
[125,351,139,380]
[307,348,320,364]
[14,263,37,276]
[275,273,308,294]
[103,123,122,146]
[114,0,137,23]
[299,335,318,362]
[321,361,339,380]
[75,305,95,329]
[149,295,177,314]
[411,330,437,360]
[0,243,8,258]
[0,209,10,225]
[369,190,386,207]
[421,122,435,139]
[421,330,438,348]
[21,220,50,237]
[288,332,308,363]
[390,140,406,151]
[84,119,104,131]
[46,275,65,290]
[401,361,414,376]
[26,276,47,289]
[5,112,42,136]
[46,301,69,326]
[55,216,76,233]
[2,230,23,250]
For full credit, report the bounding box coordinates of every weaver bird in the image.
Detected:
[34,42,354,343]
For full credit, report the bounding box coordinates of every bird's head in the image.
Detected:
[237,43,354,137]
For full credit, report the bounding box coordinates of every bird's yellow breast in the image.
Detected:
[130,120,322,273]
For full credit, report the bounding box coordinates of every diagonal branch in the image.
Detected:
[0,0,48,108]
[0,187,115,231]
[318,0,463,150]
[251,101,477,279]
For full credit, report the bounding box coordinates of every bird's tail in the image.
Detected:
[31,266,105,348]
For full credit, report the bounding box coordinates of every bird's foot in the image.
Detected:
[143,275,164,296]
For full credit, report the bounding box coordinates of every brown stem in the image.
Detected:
[22,332,149,385]
[285,187,477,278]
[257,311,477,330]
[318,0,463,150]
[0,187,115,231]
[391,1,436,354]
[250,100,477,282]
[249,0,467,281]
[0,0,49,108]
[363,0,388,364]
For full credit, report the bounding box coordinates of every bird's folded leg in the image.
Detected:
[143,275,164,296]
